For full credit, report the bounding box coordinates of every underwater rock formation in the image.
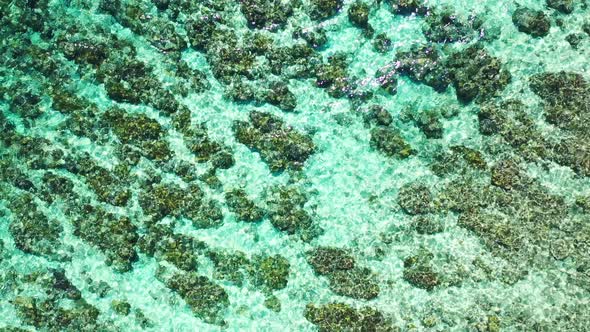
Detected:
[1,0,590,330]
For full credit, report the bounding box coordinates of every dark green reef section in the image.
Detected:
[1,0,590,331]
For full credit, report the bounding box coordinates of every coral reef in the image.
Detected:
[239,0,294,31]
[72,205,139,272]
[370,127,413,158]
[1,0,590,330]
[304,303,395,331]
[512,7,551,37]
[234,111,315,172]
[547,0,574,14]
[225,189,265,222]
[7,194,62,257]
[446,44,511,103]
[160,269,229,325]
[387,0,428,15]
[249,254,291,291]
[423,9,477,43]
[307,247,380,299]
[310,0,344,21]
[397,182,433,215]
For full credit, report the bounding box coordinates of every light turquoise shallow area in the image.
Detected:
[1,0,590,331]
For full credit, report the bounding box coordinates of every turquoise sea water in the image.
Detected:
[1,0,590,331]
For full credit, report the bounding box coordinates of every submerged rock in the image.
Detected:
[183,123,235,168]
[307,247,379,299]
[490,158,528,191]
[529,71,589,133]
[403,250,440,291]
[9,91,45,120]
[140,226,202,271]
[111,300,131,316]
[264,295,282,312]
[102,109,173,163]
[250,254,291,290]
[264,81,297,111]
[374,65,399,95]
[565,33,585,48]
[327,267,380,300]
[458,209,524,251]
[11,269,106,331]
[13,296,102,331]
[3,0,590,329]
[265,185,319,239]
[315,53,356,98]
[404,109,445,139]
[413,214,445,234]
[208,250,250,286]
[293,27,329,49]
[430,145,487,176]
[373,33,393,53]
[139,182,223,229]
[363,105,393,127]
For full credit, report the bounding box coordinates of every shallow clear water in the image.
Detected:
[1,0,590,331]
